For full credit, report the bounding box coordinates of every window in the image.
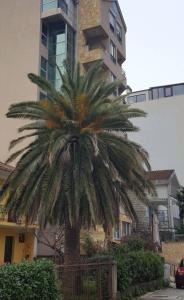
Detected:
[41,23,48,47]
[173,84,184,96]
[109,11,115,32]
[164,86,172,97]
[110,40,116,63]
[42,0,68,14]
[40,56,47,79]
[114,223,121,240]
[127,94,146,104]
[110,72,118,96]
[122,222,131,236]
[116,22,122,42]
[127,95,136,104]
[58,0,68,14]
[136,94,146,102]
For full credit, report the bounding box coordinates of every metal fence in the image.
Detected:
[56,261,117,300]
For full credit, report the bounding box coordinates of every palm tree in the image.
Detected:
[2,62,152,268]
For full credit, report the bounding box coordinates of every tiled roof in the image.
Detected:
[146,170,174,181]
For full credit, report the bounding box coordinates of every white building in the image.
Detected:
[126,83,184,184]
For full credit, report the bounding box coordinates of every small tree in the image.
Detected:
[35,226,64,263]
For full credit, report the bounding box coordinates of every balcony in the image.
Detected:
[81,46,127,92]
[83,25,108,40]
[0,205,36,229]
[41,0,76,28]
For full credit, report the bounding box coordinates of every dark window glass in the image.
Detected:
[127,96,136,104]
[164,86,172,97]
[110,72,117,96]
[136,94,146,102]
[58,0,68,14]
[173,84,184,96]
[110,40,116,63]
[152,88,159,100]
[41,23,48,47]
[109,11,115,32]
[114,223,121,239]
[158,87,164,98]
[116,22,122,42]
[40,56,47,79]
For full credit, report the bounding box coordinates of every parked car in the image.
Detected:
[175,259,184,289]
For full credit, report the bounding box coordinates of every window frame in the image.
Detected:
[116,21,122,42]
[110,40,116,64]
[40,56,48,79]
[109,10,116,33]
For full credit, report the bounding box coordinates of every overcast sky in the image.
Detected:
[119,0,184,91]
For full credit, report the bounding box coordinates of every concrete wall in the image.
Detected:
[0,0,41,163]
[129,95,184,184]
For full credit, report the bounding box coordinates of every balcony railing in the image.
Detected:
[0,205,24,224]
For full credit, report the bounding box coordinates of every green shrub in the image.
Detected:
[115,250,164,292]
[0,259,58,300]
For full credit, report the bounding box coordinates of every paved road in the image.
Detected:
[139,288,184,300]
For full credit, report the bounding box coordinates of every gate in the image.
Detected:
[56,261,117,300]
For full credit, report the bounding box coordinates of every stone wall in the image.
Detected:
[161,241,184,264]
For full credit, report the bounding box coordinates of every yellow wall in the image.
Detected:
[0,228,34,264]
[0,175,35,264]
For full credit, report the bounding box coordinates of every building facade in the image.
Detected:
[0,163,36,264]
[0,0,127,163]
[129,170,180,242]
[126,82,184,184]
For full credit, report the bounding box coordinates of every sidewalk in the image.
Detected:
[139,287,184,300]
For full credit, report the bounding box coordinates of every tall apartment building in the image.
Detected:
[126,82,184,184]
[0,0,127,163]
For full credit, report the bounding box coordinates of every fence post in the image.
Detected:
[112,261,117,300]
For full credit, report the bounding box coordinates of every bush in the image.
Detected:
[0,259,58,300]
[115,250,164,292]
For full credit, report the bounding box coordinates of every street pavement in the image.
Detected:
[139,288,184,300]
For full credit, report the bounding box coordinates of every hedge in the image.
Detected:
[0,259,58,300]
[115,250,164,292]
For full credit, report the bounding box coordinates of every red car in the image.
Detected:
[175,259,184,289]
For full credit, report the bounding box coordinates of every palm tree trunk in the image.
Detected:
[63,223,81,299]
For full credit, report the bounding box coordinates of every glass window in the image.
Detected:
[152,88,159,100]
[164,86,172,97]
[127,95,136,104]
[40,56,47,79]
[136,94,146,102]
[110,72,117,96]
[122,222,131,236]
[158,87,164,98]
[58,0,68,14]
[41,23,48,47]
[173,84,184,96]
[114,223,121,240]
[110,40,116,63]
[109,11,115,32]
[116,22,122,42]
[42,0,57,12]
